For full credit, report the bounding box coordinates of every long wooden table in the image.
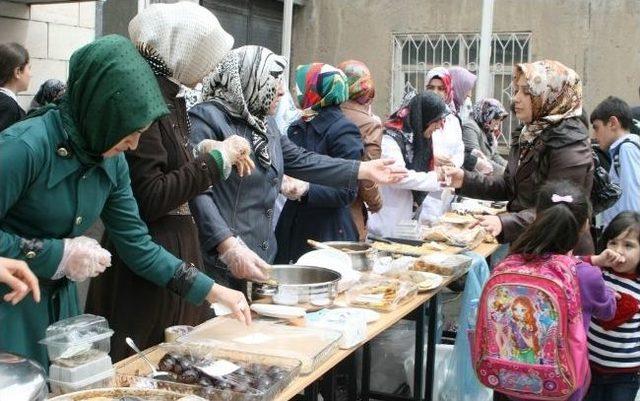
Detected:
[114,243,499,401]
[278,242,499,401]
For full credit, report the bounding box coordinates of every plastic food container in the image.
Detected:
[48,367,114,395]
[178,318,341,374]
[411,253,473,276]
[40,314,114,362]
[116,343,301,401]
[49,350,112,384]
[346,278,418,312]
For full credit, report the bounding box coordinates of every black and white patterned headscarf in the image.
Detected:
[202,46,287,168]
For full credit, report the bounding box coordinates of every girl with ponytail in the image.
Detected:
[486,180,616,401]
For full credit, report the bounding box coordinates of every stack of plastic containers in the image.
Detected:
[39,314,115,394]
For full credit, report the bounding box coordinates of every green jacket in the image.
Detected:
[0,110,214,366]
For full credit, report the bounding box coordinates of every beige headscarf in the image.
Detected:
[514,60,583,145]
[128,1,233,87]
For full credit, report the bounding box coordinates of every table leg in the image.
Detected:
[304,381,319,401]
[414,302,426,401]
[348,353,358,400]
[361,341,371,401]
[424,293,438,401]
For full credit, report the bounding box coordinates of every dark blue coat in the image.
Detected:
[275,106,364,264]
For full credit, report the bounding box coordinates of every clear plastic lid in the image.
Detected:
[40,314,113,346]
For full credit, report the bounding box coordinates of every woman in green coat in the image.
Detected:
[0,35,250,367]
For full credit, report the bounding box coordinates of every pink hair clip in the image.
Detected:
[551,194,573,203]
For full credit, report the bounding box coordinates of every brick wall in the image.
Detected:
[0,1,96,111]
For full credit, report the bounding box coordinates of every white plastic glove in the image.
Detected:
[219,237,270,281]
[280,175,309,201]
[54,236,112,282]
[475,157,494,175]
[470,148,485,159]
[434,154,455,167]
[197,136,255,178]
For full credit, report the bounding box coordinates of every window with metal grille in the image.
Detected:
[391,32,532,147]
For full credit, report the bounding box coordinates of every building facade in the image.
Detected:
[290,0,640,143]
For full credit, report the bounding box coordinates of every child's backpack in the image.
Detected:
[471,254,589,401]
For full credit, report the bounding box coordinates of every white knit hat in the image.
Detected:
[129,1,234,87]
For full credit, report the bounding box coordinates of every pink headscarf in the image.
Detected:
[425,67,454,110]
[449,66,477,113]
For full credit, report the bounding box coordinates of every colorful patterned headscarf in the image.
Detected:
[337,59,375,105]
[449,66,477,113]
[295,63,348,120]
[472,98,508,133]
[514,60,583,145]
[425,67,454,109]
[202,46,287,168]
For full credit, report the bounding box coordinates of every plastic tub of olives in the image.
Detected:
[115,343,301,401]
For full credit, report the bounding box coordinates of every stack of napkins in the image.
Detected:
[306,308,367,349]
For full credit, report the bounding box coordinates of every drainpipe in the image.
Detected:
[137,0,149,14]
[476,0,494,102]
[281,0,294,87]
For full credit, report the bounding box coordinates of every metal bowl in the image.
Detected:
[253,265,341,308]
[314,241,376,271]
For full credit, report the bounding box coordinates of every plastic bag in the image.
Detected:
[438,252,492,401]
[411,253,473,276]
[369,320,416,394]
[346,278,417,312]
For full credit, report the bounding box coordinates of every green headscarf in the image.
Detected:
[59,34,168,166]
[295,63,348,120]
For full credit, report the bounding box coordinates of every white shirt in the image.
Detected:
[601,133,640,228]
[419,113,464,223]
[432,113,464,167]
[0,87,18,103]
[367,135,439,237]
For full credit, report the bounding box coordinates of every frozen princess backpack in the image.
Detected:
[471,254,589,401]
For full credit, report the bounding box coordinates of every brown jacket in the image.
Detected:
[460,117,594,254]
[86,76,221,361]
[341,101,383,240]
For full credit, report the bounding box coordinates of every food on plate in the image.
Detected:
[389,271,444,291]
[371,241,447,256]
[484,233,498,243]
[422,224,486,249]
[347,279,417,311]
[438,213,477,225]
[412,253,473,276]
[155,352,288,394]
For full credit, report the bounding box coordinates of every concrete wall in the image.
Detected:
[290,0,640,117]
[0,1,96,110]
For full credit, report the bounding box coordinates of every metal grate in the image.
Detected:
[391,32,532,147]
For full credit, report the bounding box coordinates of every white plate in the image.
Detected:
[330,307,380,323]
[296,249,361,292]
[250,303,306,319]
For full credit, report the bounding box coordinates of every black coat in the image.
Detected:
[0,92,25,133]
[275,106,363,264]
[86,76,221,361]
[460,117,594,254]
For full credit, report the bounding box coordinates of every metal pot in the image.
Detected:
[313,241,376,271]
[252,265,341,308]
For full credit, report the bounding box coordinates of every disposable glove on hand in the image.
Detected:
[475,158,494,175]
[280,175,309,201]
[54,236,112,282]
[219,237,270,281]
[197,136,255,178]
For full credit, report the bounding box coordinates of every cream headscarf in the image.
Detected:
[514,60,583,145]
[128,1,234,87]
